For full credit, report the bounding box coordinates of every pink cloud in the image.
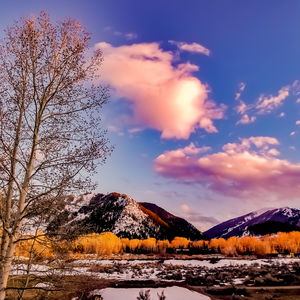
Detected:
[96,42,224,139]
[235,82,246,100]
[154,137,300,201]
[236,114,256,125]
[235,100,249,114]
[234,81,300,124]
[256,86,290,114]
[169,40,210,56]
[180,204,191,213]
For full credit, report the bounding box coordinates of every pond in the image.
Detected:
[90,286,210,300]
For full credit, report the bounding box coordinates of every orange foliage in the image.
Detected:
[141,238,157,252]
[157,240,170,254]
[73,232,122,256]
[13,231,300,258]
[170,237,190,249]
[208,231,300,257]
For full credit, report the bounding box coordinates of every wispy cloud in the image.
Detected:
[96,42,225,139]
[256,86,290,114]
[128,127,143,134]
[107,124,124,136]
[103,26,137,40]
[125,32,138,40]
[234,82,257,125]
[235,81,300,125]
[169,40,210,56]
[236,114,256,125]
[235,100,249,114]
[235,82,246,100]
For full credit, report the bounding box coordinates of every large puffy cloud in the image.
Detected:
[96,42,224,139]
[154,137,300,201]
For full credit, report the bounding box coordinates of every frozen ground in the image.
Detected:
[10,257,300,299]
[68,257,300,267]
[90,286,210,300]
[11,257,300,281]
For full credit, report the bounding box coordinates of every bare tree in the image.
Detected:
[137,290,151,300]
[0,12,111,299]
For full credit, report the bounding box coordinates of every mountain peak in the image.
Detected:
[205,206,300,239]
[48,192,204,240]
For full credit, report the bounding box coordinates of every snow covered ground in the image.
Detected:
[162,257,300,268]
[11,257,300,281]
[70,257,300,268]
[90,286,210,300]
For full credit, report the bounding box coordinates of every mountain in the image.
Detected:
[47,192,204,240]
[204,207,300,239]
[140,202,203,240]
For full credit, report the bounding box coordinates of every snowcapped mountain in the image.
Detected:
[47,192,204,240]
[204,207,300,239]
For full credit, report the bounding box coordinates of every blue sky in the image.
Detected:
[2,1,300,230]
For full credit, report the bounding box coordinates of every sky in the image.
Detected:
[2,0,300,230]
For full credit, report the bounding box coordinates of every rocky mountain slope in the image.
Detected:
[205,207,300,239]
[140,202,203,240]
[47,192,204,240]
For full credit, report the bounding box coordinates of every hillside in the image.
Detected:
[47,192,204,240]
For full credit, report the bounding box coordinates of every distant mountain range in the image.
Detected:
[47,193,300,240]
[204,207,300,239]
[47,192,204,240]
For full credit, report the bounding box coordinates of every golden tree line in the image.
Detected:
[14,231,300,259]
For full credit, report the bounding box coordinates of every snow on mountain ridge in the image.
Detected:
[47,192,203,240]
[113,200,160,237]
[205,206,300,239]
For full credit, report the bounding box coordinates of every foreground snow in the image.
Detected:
[71,257,300,268]
[90,287,210,300]
[162,257,300,267]
[11,257,300,282]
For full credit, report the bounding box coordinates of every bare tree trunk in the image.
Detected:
[0,237,15,300]
[17,231,38,300]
